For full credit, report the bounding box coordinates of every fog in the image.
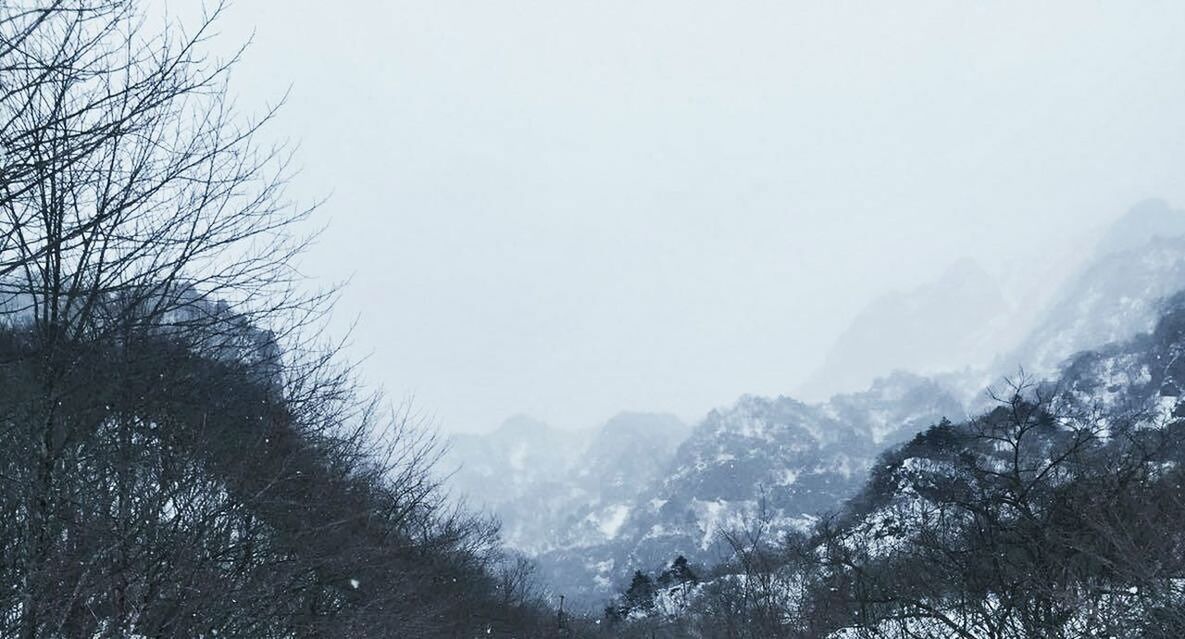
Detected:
[181,1,1185,432]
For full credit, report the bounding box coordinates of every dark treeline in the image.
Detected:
[0,322,553,637]
[600,305,1185,638]
[0,2,561,636]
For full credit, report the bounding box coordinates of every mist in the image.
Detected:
[183,1,1185,433]
[8,2,1185,634]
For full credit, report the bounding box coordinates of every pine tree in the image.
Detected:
[657,555,698,588]
[624,570,656,613]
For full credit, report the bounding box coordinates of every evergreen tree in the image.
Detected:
[657,555,698,588]
[623,570,656,612]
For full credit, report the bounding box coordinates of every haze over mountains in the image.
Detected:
[447,413,689,555]
[444,199,1185,610]
[10,2,1185,635]
[802,198,1185,399]
[1001,199,1185,378]
[644,284,1185,636]
[798,257,1011,400]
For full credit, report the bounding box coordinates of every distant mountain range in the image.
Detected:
[444,412,688,556]
[801,198,1185,401]
[608,257,1185,636]
[528,371,964,608]
[444,199,1185,611]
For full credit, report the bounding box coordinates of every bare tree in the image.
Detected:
[0,3,555,637]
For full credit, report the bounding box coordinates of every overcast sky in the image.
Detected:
[180,1,1185,432]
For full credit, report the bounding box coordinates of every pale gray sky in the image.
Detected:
[182,1,1185,432]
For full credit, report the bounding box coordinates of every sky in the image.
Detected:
[171,1,1185,432]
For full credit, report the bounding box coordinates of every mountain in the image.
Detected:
[553,199,1185,610]
[443,412,688,555]
[446,414,589,508]
[630,371,965,550]
[802,200,1185,404]
[811,292,1185,637]
[998,198,1185,379]
[798,258,1012,401]
[456,200,1185,614]
[847,302,1185,544]
[574,412,690,502]
[602,290,1185,637]
[532,372,965,609]
[1094,197,1185,256]
[445,415,594,553]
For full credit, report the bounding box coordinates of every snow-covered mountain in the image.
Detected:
[443,412,687,555]
[628,371,964,550]
[809,292,1185,637]
[802,199,1185,404]
[606,292,1185,636]
[447,414,589,505]
[998,199,1185,379]
[585,201,1185,606]
[450,199,1185,613]
[574,412,690,502]
[531,372,964,609]
[845,306,1185,553]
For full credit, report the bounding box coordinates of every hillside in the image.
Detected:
[532,372,964,609]
[600,291,1185,638]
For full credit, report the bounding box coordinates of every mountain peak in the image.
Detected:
[799,257,1009,400]
[1095,198,1185,257]
[495,413,552,437]
[938,256,993,285]
[598,412,687,440]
